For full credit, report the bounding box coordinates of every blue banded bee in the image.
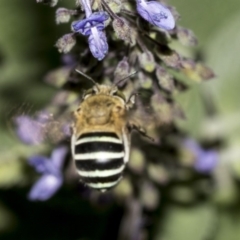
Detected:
[71,70,152,192]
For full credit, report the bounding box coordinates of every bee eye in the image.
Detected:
[76,107,81,113]
[83,89,95,99]
[107,102,112,107]
[115,106,122,112]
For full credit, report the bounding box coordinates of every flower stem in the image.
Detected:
[101,0,121,21]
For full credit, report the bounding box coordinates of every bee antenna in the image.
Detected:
[75,69,98,86]
[114,70,138,87]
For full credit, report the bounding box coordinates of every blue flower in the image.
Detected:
[71,11,109,36]
[88,28,108,61]
[136,0,175,30]
[28,146,68,201]
[14,115,45,145]
[194,150,218,173]
[184,139,218,173]
[71,0,109,61]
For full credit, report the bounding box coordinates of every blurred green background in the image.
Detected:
[1,0,240,239]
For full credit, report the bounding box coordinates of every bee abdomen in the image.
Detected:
[74,132,125,191]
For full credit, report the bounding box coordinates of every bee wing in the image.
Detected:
[43,114,72,144]
[10,108,72,145]
[36,110,73,144]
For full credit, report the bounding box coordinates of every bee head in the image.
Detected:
[75,68,137,103]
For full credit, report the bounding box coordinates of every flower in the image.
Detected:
[184,139,218,173]
[194,150,218,173]
[14,115,45,145]
[136,0,175,30]
[71,11,109,36]
[71,0,109,60]
[28,146,68,201]
[88,28,108,61]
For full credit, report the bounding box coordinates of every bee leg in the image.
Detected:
[126,92,139,109]
[128,122,154,142]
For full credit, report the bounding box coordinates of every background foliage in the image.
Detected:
[0,0,240,239]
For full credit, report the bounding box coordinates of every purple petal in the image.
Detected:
[51,146,68,170]
[90,11,109,21]
[88,28,108,60]
[61,54,76,66]
[183,139,218,173]
[28,174,63,201]
[81,0,92,17]
[183,139,203,157]
[14,115,45,145]
[28,155,50,174]
[194,150,218,173]
[136,0,175,30]
[71,11,109,36]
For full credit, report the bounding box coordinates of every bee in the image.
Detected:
[71,69,152,192]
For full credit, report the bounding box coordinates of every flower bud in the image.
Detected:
[147,163,169,184]
[177,27,198,46]
[113,177,133,200]
[140,181,160,210]
[44,67,71,87]
[36,0,58,7]
[114,57,130,85]
[138,51,155,72]
[129,49,139,65]
[128,148,145,174]
[157,50,181,69]
[138,72,152,89]
[51,91,78,107]
[195,63,215,80]
[172,103,185,120]
[169,185,196,203]
[106,0,122,13]
[151,93,173,125]
[181,59,215,82]
[155,65,174,92]
[56,8,75,24]
[55,34,76,53]
[112,18,137,45]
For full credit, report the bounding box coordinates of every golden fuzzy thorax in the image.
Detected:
[73,85,128,138]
